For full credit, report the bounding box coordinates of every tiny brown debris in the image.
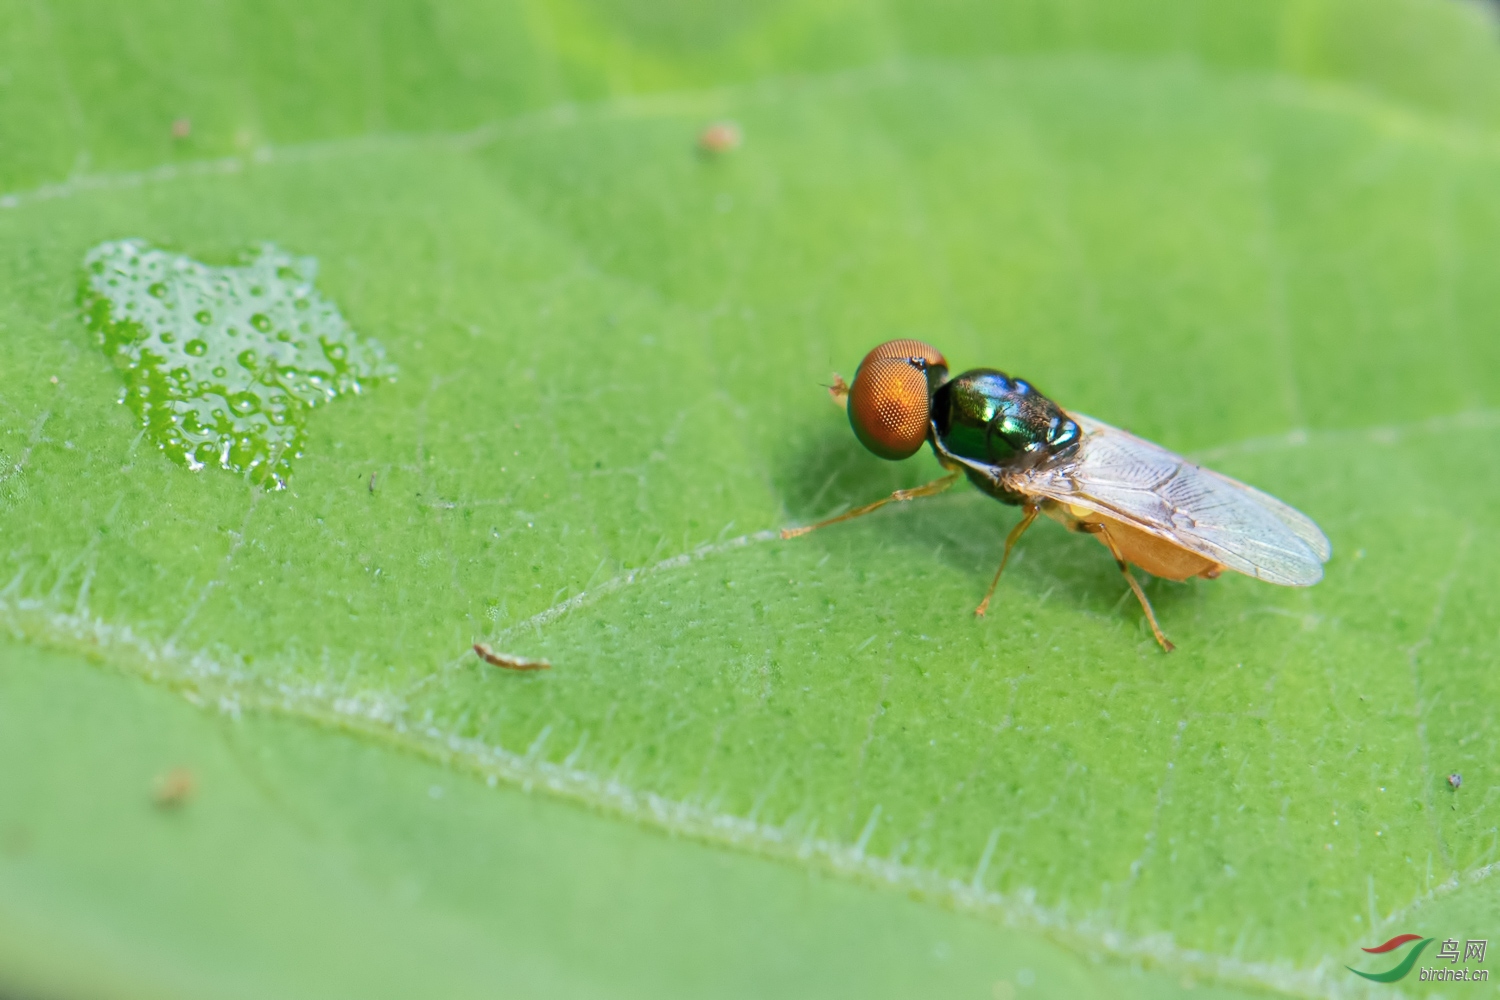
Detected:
[153,767,196,808]
[368,471,377,493]
[1448,772,1462,791]
[171,118,191,139]
[698,121,742,155]
[474,642,550,672]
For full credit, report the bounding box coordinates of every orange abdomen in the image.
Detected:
[1043,502,1223,582]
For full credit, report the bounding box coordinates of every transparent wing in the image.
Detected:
[1016,413,1331,586]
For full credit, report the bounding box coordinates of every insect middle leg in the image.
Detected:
[974,501,1039,617]
[1084,522,1175,653]
[780,470,961,539]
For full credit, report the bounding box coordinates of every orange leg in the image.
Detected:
[1087,522,1175,652]
[781,470,960,539]
[974,502,1039,617]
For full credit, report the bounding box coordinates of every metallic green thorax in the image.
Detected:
[931,368,1080,502]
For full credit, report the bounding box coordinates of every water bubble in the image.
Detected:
[185,339,208,356]
[250,313,272,332]
[195,310,212,324]
[148,282,168,298]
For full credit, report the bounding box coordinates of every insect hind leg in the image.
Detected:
[1084,522,1175,653]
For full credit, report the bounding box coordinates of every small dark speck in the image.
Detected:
[1448,773,1462,790]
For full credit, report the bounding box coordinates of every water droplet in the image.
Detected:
[80,239,394,487]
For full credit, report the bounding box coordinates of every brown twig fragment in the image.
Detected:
[474,643,551,671]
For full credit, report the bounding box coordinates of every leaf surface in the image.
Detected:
[3,0,1499,995]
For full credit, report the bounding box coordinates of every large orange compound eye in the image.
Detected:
[848,356,933,460]
[859,339,947,372]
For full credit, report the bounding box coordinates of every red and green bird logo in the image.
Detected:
[1347,934,1433,983]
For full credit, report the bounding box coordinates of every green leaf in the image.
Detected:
[3,0,1499,996]
[1,637,1251,1000]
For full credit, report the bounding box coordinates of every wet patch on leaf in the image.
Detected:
[81,239,394,487]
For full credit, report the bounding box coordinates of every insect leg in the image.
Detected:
[974,501,1039,617]
[1087,523,1175,652]
[780,470,961,539]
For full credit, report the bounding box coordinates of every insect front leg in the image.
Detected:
[974,501,1039,617]
[781,469,961,539]
[1083,522,1175,652]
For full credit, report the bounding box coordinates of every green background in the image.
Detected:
[2,0,1499,996]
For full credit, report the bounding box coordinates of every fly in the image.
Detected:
[782,340,1331,651]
